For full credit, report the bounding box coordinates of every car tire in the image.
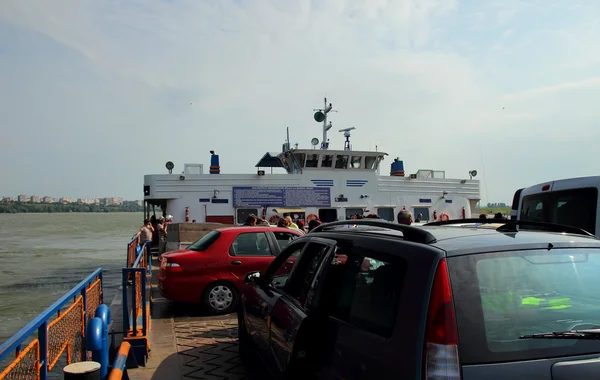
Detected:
[202,282,238,314]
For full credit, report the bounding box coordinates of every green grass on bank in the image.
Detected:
[0,202,143,213]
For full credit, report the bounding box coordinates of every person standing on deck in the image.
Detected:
[157,216,168,254]
[243,214,257,226]
[285,216,299,229]
[139,219,154,250]
[397,210,413,225]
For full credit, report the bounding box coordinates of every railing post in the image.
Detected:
[81,287,88,362]
[39,321,48,380]
[141,269,147,337]
[132,271,138,335]
[99,272,104,304]
[122,269,128,337]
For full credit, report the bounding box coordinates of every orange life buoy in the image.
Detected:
[269,215,281,224]
[306,214,319,223]
[439,212,450,221]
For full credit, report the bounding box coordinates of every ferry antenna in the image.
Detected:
[313,97,337,150]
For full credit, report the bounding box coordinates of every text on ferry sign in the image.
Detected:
[232,186,331,207]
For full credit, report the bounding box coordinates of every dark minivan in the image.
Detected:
[237,219,600,380]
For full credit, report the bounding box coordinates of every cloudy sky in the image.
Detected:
[1,0,598,203]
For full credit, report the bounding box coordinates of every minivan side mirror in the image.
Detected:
[244,271,262,285]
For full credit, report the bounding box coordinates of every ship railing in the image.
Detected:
[126,233,140,268]
[0,269,103,380]
[121,244,151,366]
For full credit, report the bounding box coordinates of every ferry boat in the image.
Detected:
[142,98,481,226]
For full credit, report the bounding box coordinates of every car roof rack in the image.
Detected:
[310,219,437,244]
[424,219,596,237]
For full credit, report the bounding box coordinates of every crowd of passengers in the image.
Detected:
[138,214,173,253]
[141,210,508,250]
[241,209,421,233]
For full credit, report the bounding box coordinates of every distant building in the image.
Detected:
[30,195,41,203]
[78,198,99,205]
[60,197,78,204]
[136,200,143,207]
[17,194,28,202]
[5,197,16,203]
[103,197,124,206]
[42,196,57,203]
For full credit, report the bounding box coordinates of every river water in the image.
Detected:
[0,212,142,343]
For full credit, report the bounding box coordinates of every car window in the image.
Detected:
[285,242,334,304]
[273,231,300,251]
[316,247,404,337]
[269,242,306,289]
[187,231,221,251]
[520,187,597,234]
[449,248,600,364]
[230,232,272,256]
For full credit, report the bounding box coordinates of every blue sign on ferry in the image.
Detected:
[233,186,331,207]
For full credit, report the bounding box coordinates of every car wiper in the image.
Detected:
[520,329,600,340]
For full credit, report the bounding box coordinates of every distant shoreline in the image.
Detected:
[0,203,144,214]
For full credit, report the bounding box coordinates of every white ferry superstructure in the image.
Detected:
[143,98,481,225]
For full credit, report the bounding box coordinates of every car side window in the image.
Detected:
[268,243,306,289]
[230,232,272,256]
[284,242,333,304]
[320,250,405,338]
[273,231,300,251]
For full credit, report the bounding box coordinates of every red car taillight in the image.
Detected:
[161,259,182,272]
[424,259,461,380]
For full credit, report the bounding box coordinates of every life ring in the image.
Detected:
[306,214,319,223]
[439,212,450,221]
[269,215,281,224]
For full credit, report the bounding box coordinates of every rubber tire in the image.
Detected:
[202,282,238,314]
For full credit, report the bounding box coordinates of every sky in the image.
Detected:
[1,0,599,204]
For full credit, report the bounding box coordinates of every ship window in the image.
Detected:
[236,208,260,224]
[365,156,377,170]
[335,155,349,169]
[293,153,306,168]
[281,152,293,173]
[350,156,362,169]
[345,208,364,219]
[321,155,333,168]
[377,207,395,222]
[306,154,319,168]
[318,208,338,223]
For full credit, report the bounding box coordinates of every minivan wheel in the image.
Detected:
[203,282,237,314]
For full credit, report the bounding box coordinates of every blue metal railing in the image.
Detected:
[0,269,103,380]
[121,244,150,365]
[127,234,140,268]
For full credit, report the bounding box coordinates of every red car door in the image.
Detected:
[227,231,275,281]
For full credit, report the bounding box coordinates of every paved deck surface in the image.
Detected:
[127,262,259,380]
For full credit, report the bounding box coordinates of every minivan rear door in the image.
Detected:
[448,247,600,380]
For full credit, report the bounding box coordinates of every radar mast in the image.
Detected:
[313,97,337,150]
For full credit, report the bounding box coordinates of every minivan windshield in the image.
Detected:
[186,231,221,252]
[449,248,600,364]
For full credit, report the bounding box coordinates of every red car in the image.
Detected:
[158,226,303,313]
